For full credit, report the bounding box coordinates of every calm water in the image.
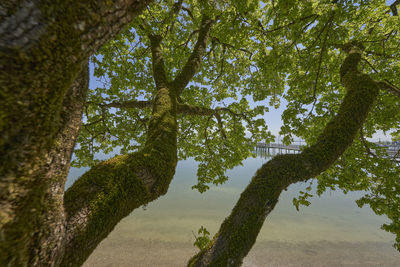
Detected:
[67,155,400,266]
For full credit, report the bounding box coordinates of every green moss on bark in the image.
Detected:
[188,48,380,266]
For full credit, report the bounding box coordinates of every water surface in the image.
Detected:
[67,156,400,266]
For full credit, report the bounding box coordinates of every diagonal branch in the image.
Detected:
[391,0,400,16]
[62,85,178,266]
[171,15,217,94]
[210,36,253,59]
[360,127,378,158]
[376,80,400,98]
[188,46,380,266]
[177,103,227,139]
[101,100,153,109]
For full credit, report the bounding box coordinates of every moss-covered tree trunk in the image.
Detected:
[30,61,90,266]
[188,47,380,266]
[0,1,151,265]
[62,34,179,264]
[61,14,215,264]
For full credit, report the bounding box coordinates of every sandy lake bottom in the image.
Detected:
[65,157,400,266]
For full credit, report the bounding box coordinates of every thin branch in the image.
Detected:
[376,80,400,98]
[182,6,194,19]
[360,128,378,158]
[306,14,333,118]
[308,18,332,116]
[177,103,257,139]
[178,104,226,138]
[179,30,200,50]
[211,36,253,59]
[362,58,379,73]
[101,100,152,109]
[391,0,400,16]
[162,0,184,35]
[262,14,318,34]
[171,15,218,94]
[212,46,226,84]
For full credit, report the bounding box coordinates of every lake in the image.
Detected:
[67,155,400,266]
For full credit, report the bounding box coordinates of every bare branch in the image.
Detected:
[307,16,332,117]
[211,36,253,59]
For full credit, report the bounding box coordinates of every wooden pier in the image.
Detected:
[255,142,302,154]
[255,142,400,160]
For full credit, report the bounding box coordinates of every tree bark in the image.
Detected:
[188,47,380,266]
[30,61,89,266]
[0,1,151,265]
[62,84,178,266]
[61,26,179,266]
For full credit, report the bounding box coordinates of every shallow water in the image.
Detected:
[67,156,400,266]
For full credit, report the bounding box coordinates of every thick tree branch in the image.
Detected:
[149,34,169,88]
[62,84,178,266]
[188,47,380,266]
[171,15,216,94]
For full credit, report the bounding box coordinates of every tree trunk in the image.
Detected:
[29,61,89,266]
[0,1,151,265]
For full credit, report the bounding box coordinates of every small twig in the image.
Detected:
[360,128,378,158]
[182,6,194,19]
[306,15,333,118]
[376,80,400,98]
[362,58,379,73]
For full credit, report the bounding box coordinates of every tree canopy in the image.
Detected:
[76,0,400,253]
[1,0,400,266]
